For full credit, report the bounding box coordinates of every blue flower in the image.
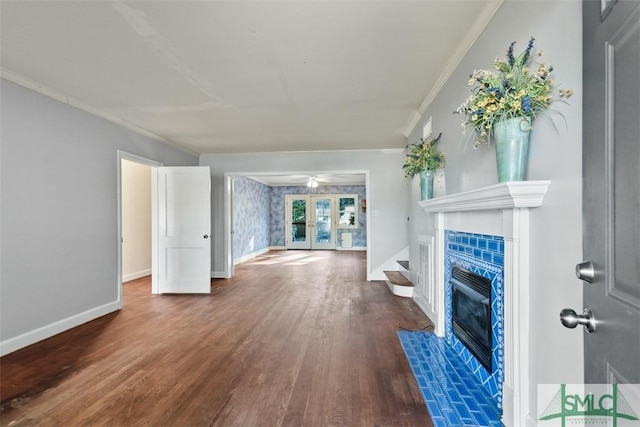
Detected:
[487,87,503,98]
[522,96,532,113]
[507,41,516,66]
[523,37,535,64]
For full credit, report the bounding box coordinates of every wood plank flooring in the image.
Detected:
[1,250,434,426]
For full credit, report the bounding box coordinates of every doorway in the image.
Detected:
[121,159,152,284]
[117,151,162,302]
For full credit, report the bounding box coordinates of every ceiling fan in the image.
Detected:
[306,175,331,188]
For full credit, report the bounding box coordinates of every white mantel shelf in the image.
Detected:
[418,181,551,213]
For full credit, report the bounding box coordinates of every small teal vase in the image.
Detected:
[493,117,532,182]
[419,170,434,200]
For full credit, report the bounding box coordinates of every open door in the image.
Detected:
[157,166,211,294]
[580,0,639,384]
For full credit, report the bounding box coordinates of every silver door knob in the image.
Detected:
[575,261,595,283]
[560,308,596,333]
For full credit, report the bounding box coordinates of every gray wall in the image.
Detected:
[199,150,408,279]
[0,79,198,353]
[406,0,583,418]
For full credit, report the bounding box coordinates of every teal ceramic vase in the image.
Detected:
[493,117,532,182]
[419,170,434,200]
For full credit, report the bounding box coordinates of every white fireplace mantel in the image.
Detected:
[418,181,551,213]
[416,180,551,427]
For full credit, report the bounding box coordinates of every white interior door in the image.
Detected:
[157,166,211,293]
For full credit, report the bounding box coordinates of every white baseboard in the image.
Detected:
[269,246,286,251]
[0,300,121,357]
[211,270,227,279]
[233,247,271,265]
[122,269,151,283]
[337,246,367,251]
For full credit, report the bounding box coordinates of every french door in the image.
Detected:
[285,195,336,250]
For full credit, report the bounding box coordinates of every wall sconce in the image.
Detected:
[361,199,367,211]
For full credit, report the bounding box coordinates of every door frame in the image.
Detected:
[116,150,163,301]
[223,170,370,278]
[284,194,338,250]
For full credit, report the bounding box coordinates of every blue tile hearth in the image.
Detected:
[398,331,503,427]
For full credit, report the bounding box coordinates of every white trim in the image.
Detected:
[337,246,366,251]
[269,246,287,251]
[224,170,371,280]
[211,270,227,279]
[0,301,121,357]
[122,269,152,282]
[435,213,446,337]
[0,70,198,157]
[116,151,163,297]
[413,235,438,332]
[418,181,551,213]
[385,281,414,298]
[233,247,271,265]
[224,174,234,279]
[365,172,371,280]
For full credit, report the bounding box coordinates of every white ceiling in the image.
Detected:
[0,1,500,155]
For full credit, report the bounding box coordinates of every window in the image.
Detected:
[337,195,358,229]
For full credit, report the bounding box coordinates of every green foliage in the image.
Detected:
[456,37,573,148]
[291,200,306,223]
[402,133,446,178]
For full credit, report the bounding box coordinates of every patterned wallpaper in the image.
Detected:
[269,185,367,248]
[232,177,271,260]
[232,180,367,260]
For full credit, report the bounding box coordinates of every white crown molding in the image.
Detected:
[0,68,200,157]
[402,0,504,138]
[419,181,551,213]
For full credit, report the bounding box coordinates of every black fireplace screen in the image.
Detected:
[450,266,492,372]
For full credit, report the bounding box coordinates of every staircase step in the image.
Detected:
[383,271,414,298]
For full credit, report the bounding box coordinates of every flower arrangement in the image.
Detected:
[456,37,572,148]
[402,132,446,178]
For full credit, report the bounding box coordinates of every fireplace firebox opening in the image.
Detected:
[450,266,492,372]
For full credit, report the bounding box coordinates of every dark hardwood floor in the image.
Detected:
[0,250,434,426]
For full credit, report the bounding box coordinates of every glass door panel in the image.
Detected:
[311,196,336,250]
[286,195,310,249]
[291,199,308,242]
